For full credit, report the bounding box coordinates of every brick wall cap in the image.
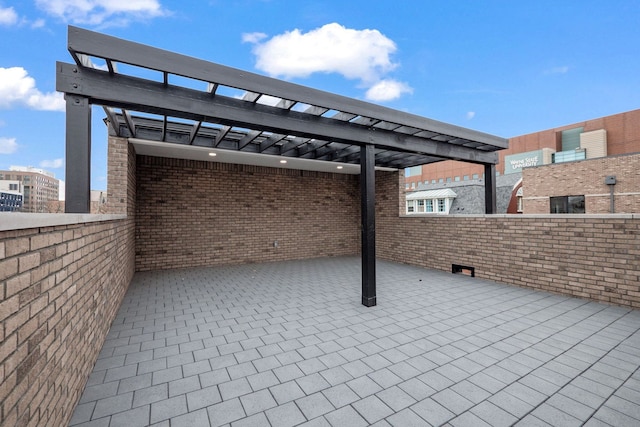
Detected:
[0,213,127,231]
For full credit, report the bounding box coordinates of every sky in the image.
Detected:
[0,0,639,191]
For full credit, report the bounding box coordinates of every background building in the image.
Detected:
[405,109,640,214]
[0,180,24,212]
[0,166,60,213]
[405,109,640,188]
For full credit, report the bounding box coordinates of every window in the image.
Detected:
[560,127,583,151]
[463,175,469,181]
[438,178,444,184]
[417,200,425,212]
[446,177,452,183]
[9,184,18,191]
[517,196,523,213]
[405,166,422,177]
[472,174,479,179]
[550,196,585,213]
[425,199,433,212]
[406,200,415,213]
[454,176,460,182]
[431,179,436,184]
[437,199,446,212]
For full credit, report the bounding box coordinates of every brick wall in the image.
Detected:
[0,219,135,427]
[0,136,136,427]
[523,152,640,214]
[378,170,640,308]
[135,156,360,271]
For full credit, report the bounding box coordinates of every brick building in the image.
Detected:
[0,167,59,213]
[405,109,640,187]
[522,152,640,214]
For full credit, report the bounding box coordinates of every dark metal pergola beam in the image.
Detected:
[66,26,507,151]
[57,63,499,165]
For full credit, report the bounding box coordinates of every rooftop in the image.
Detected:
[69,257,640,427]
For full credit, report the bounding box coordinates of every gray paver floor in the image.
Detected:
[69,257,640,426]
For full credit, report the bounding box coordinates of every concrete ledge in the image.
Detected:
[0,213,127,231]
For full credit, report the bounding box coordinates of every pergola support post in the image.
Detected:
[360,144,376,307]
[65,95,91,213]
[484,163,497,214]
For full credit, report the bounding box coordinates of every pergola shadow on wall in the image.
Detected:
[56,26,508,307]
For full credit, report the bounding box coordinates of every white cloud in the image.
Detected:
[247,23,398,84]
[40,158,64,168]
[466,111,476,120]
[35,0,168,26]
[365,79,413,102]
[31,18,46,29]
[544,65,569,75]
[0,67,65,112]
[0,6,18,26]
[0,137,18,154]
[242,32,267,44]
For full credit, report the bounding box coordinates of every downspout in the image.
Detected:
[605,175,616,213]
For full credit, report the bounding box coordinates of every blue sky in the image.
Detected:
[1,1,639,191]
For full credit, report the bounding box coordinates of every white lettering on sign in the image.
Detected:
[509,156,539,170]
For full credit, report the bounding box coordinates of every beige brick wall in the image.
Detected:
[378,170,640,308]
[523,152,640,214]
[135,156,360,271]
[0,136,137,427]
[0,219,135,427]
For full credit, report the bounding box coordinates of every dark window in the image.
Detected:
[550,196,585,213]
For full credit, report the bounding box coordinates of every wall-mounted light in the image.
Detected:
[208,152,217,157]
[280,160,287,164]
[337,166,343,170]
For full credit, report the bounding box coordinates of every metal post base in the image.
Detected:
[362,296,377,307]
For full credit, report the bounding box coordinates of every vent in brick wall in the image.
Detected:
[452,264,475,277]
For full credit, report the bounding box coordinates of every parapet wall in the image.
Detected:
[0,216,135,427]
[378,171,640,308]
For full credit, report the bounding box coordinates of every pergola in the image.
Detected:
[57,26,508,306]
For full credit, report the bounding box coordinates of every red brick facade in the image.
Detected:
[406,108,640,186]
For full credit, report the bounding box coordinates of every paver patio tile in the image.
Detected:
[186,385,222,411]
[347,375,383,398]
[92,392,133,419]
[296,392,335,419]
[219,378,252,400]
[411,397,454,426]
[239,389,277,415]
[270,380,306,404]
[70,258,640,427]
[150,395,187,424]
[324,405,368,427]
[265,401,306,427]
[207,398,246,427]
[170,408,210,427]
[109,405,150,427]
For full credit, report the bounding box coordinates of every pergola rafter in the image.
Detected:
[57,26,508,307]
